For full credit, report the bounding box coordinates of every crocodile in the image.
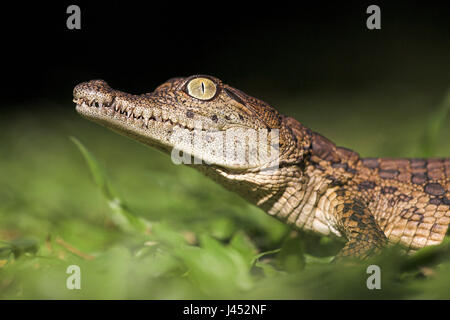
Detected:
[73,75,450,259]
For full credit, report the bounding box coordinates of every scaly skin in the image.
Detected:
[73,75,450,259]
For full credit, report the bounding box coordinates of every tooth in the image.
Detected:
[126,107,133,118]
[142,108,152,126]
[143,108,152,119]
[99,102,103,108]
[133,106,143,118]
[163,121,172,130]
[186,118,195,129]
[110,100,116,109]
[169,113,177,124]
[152,109,160,122]
[161,110,168,121]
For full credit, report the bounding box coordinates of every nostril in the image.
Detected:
[73,79,112,99]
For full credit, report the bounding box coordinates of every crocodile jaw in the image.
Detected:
[74,97,175,154]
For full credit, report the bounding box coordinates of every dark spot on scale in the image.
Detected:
[424,183,445,196]
[362,158,379,168]
[443,197,450,206]
[398,194,413,202]
[186,110,194,118]
[411,159,427,168]
[225,115,231,120]
[381,186,397,195]
[326,175,344,187]
[211,115,218,123]
[379,169,399,179]
[358,181,376,190]
[411,173,427,185]
[313,163,325,171]
[346,167,357,174]
[291,133,297,143]
[357,220,366,229]
[429,198,442,205]
[343,203,352,213]
[332,163,348,170]
[353,199,366,211]
[239,114,244,120]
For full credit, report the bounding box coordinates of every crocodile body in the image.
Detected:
[73,75,450,259]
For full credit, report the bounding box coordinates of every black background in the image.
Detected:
[0,300,447,318]
[2,1,449,107]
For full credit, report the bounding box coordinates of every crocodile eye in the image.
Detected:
[186,77,217,100]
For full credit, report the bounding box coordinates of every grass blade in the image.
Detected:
[71,137,152,234]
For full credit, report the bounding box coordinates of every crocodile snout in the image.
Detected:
[73,79,113,104]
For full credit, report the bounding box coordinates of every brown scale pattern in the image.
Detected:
[355,157,450,251]
[315,148,449,256]
[305,129,449,258]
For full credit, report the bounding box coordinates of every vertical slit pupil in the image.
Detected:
[201,82,205,94]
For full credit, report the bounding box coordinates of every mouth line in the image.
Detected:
[74,96,206,132]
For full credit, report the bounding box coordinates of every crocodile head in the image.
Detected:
[73,75,311,211]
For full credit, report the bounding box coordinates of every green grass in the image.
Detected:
[0,88,449,299]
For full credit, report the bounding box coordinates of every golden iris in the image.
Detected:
[186,77,216,100]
